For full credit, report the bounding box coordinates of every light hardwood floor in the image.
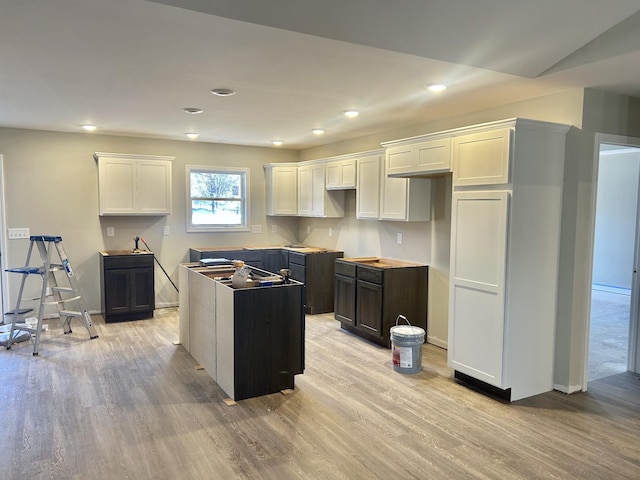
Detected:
[1,308,639,479]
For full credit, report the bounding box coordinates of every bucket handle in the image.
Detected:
[396,314,412,327]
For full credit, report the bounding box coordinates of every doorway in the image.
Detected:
[588,137,640,383]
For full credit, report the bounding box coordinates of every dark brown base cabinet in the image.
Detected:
[100,251,155,322]
[335,259,428,347]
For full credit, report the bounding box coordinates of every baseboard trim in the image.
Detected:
[427,335,448,349]
[553,383,583,394]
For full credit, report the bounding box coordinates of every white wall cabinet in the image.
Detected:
[95,152,173,216]
[264,163,298,216]
[452,127,511,186]
[380,153,432,221]
[447,118,569,401]
[326,158,357,189]
[384,136,452,177]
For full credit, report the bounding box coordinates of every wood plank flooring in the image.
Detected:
[1,309,639,479]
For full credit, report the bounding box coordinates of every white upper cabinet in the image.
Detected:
[298,161,344,217]
[264,163,298,216]
[95,152,173,216]
[356,153,381,219]
[384,136,452,177]
[326,157,357,189]
[379,154,431,222]
[453,127,512,186]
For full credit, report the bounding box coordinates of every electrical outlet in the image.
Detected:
[8,228,30,239]
[307,226,311,234]
[271,224,277,233]
[397,232,403,244]
[163,226,170,236]
[107,226,115,237]
[329,227,333,237]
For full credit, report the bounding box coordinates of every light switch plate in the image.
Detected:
[163,226,170,236]
[107,226,115,237]
[271,224,277,233]
[8,228,30,239]
[397,232,403,244]
[251,224,262,233]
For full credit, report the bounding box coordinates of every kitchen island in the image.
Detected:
[178,262,305,401]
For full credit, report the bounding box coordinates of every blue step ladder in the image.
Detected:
[5,235,98,355]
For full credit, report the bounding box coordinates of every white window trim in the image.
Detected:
[186,165,250,233]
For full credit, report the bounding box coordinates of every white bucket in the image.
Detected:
[390,315,425,374]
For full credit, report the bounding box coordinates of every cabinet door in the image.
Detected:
[356,280,383,336]
[386,145,414,176]
[356,155,381,219]
[326,161,342,189]
[104,268,133,314]
[266,165,298,215]
[263,249,287,274]
[310,163,326,216]
[415,137,452,173]
[297,165,312,216]
[131,267,155,311]
[137,160,172,215]
[98,157,137,215]
[334,274,356,325]
[449,191,509,387]
[379,172,409,220]
[453,128,511,186]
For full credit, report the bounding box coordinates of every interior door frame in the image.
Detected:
[585,133,640,388]
[0,154,7,321]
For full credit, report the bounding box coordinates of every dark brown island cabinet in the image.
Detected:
[100,251,155,322]
[335,257,428,347]
[179,263,305,401]
[189,246,343,314]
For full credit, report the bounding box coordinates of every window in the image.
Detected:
[187,166,249,232]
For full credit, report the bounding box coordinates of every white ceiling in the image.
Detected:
[1,0,640,149]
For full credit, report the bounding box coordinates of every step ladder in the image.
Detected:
[5,235,99,355]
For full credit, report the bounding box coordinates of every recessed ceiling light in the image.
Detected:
[211,88,236,97]
[427,84,447,93]
[82,124,96,132]
[312,128,325,135]
[183,107,203,114]
[343,110,359,118]
[185,133,199,140]
[271,140,284,147]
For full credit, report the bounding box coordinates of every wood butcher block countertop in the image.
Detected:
[338,257,426,268]
[100,250,154,256]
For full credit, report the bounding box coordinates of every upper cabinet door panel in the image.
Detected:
[453,128,512,186]
[137,161,172,214]
[98,158,137,214]
[415,138,452,173]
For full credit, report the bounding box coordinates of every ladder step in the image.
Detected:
[45,295,81,306]
[59,310,83,317]
[51,286,74,293]
[5,267,42,274]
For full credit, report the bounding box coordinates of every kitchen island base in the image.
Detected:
[179,263,305,401]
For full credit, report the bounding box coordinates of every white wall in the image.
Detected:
[592,149,640,289]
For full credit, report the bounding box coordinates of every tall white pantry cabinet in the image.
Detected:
[448,118,569,401]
